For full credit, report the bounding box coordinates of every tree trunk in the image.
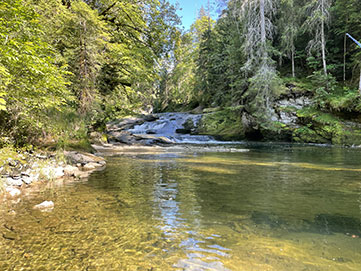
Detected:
[343,33,346,81]
[260,0,266,59]
[291,45,295,78]
[359,67,361,93]
[321,0,327,76]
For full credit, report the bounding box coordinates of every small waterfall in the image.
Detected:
[126,113,218,144]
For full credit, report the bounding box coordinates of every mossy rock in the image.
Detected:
[197,108,245,141]
[292,107,361,145]
[183,118,195,131]
[292,126,329,144]
[260,121,293,141]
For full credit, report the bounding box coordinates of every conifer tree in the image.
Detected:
[303,0,332,76]
[234,0,279,117]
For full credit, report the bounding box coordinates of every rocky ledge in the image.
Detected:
[1,150,106,201]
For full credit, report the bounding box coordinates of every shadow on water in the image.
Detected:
[250,211,361,236]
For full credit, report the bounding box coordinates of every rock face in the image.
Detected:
[196,108,246,141]
[272,94,313,127]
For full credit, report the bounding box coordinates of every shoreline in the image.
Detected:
[0,149,106,206]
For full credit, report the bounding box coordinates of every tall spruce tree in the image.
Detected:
[234,0,279,118]
[303,0,332,76]
[278,0,300,77]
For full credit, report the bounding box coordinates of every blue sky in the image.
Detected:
[168,0,214,30]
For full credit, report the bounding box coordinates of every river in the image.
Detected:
[1,143,361,270]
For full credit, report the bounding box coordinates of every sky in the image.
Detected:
[168,0,215,30]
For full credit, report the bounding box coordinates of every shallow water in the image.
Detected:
[1,144,361,270]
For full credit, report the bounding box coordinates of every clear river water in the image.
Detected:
[1,143,361,270]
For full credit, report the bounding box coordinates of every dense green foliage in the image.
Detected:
[154,0,361,144]
[0,0,179,147]
[1,0,361,147]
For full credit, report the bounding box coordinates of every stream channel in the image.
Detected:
[1,113,361,270]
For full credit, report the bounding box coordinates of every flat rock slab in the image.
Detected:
[64,151,105,164]
[134,134,174,144]
[108,131,137,144]
[106,117,145,131]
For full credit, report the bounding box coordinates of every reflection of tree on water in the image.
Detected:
[151,160,230,270]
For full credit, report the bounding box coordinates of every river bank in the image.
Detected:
[0,148,106,205]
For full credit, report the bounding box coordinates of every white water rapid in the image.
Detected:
[126,113,221,144]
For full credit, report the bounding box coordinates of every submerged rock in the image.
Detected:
[83,162,103,171]
[33,201,54,210]
[5,187,21,198]
[2,231,16,240]
[312,213,361,235]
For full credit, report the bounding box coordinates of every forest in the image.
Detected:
[1,0,361,148]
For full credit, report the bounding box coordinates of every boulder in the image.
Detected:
[175,128,191,134]
[64,151,105,165]
[83,162,103,171]
[182,118,196,131]
[63,165,82,177]
[5,177,23,187]
[35,154,48,160]
[157,137,174,144]
[107,131,137,144]
[143,114,158,122]
[40,166,64,180]
[133,134,174,144]
[106,117,145,132]
[22,175,37,185]
[89,132,107,144]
